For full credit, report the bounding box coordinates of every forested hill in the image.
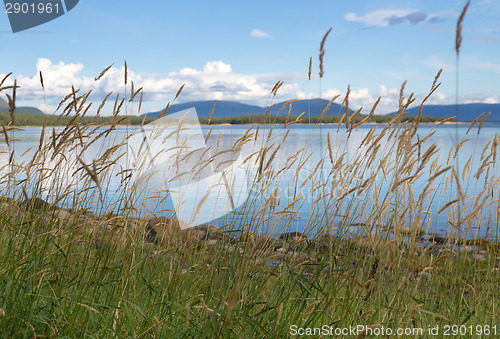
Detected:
[0,97,44,115]
[388,103,500,122]
[142,99,355,118]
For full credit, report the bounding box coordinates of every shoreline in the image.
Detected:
[2,121,471,128]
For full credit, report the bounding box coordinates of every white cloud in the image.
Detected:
[345,9,415,27]
[320,85,402,114]
[250,29,272,38]
[484,97,499,104]
[345,9,452,27]
[463,95,500,105]
[6,58,91,99]
[2,58,498,116]
[319,85,500,115]
[419,54,455,71]
[417,92,500,107]
[471,61,500,74]
[202,61,232,73]
[473,37,500,44]
[0,58,303,114]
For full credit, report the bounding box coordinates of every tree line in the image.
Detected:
[0,111,446,127]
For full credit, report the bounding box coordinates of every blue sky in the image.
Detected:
[0,0,499,114]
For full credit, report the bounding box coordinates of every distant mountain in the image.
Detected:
[143,100,264,118]
[143,99,355,118]
[389,103,500,122]
[0,97,44,115]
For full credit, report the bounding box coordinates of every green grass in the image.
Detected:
[0,202,499,337]
[1,86,499,336]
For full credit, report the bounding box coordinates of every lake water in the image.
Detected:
[1,123,499,239]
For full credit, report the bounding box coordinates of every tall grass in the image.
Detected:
[1,4,499,337]
[0,68,498,337]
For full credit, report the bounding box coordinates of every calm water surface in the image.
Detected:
[1,124,499,239]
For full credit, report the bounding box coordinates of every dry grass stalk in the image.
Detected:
[0,72,12,87]
[70,85,79,114]
[322,95,340,116]
[437,116,457,126]
[466,112,485,134]
[477,112,491,134]
[256,146,268,178]
[293,153,313,181]
[428,165,452,183]
[130,85,143,103]
[281,100,299,116]
[356,98,379,127]
[76,155,101,190]
[124,61,128,85]
[415,144,437,173]
[284,112,305,127]
[112,94,121,116]
[438,199,460,215]
[55,92,74,113]
[319,27,332,78]
[39,71,44,89]
[462,155,473,181]
[491,135,499,163]
[397,81,407,115]
[95,64,113,81]
[276,303,284,326]
[1,123,10,147]
[138,91,143,113]
[271,81,283,97]
[456,0,471,57]
[174,84,185,102]
[359,127,377,148]
[327,132,334,164]
[455,138,470,157]
[480,140,492,162]
[208,100,216,125]
[7,79,17,124]
[453,168,464,204]
[421,70,442,106]
[348,108,363,135]
[300,160,323,189]
[308,57,312,80]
